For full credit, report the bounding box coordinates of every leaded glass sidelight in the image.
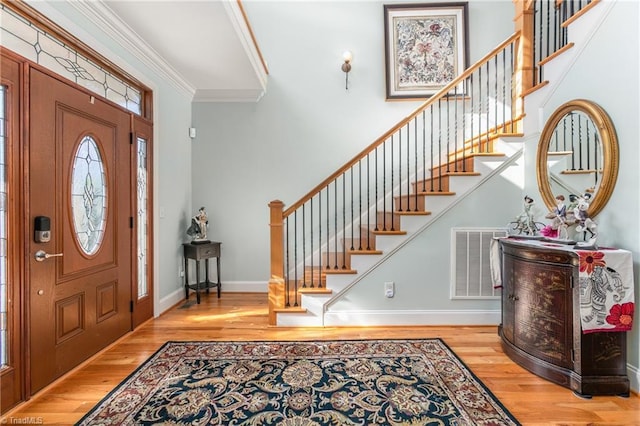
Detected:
[71,136,107,255]
[136,137,148,299]
[0,86,7,367]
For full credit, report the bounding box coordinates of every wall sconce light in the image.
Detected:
[341,50,352,90]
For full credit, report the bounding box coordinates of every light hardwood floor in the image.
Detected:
[3,292,639,425]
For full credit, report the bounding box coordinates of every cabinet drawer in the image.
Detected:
[197,245,220,258]
[183,242,221,260]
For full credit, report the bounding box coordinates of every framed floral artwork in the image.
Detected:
[384,3,469,100]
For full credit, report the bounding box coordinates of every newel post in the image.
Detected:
[268,200,285,325]
[513,0,535,124]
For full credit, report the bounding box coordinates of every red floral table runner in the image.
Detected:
[576,249,634,333]
[491,237,635,334]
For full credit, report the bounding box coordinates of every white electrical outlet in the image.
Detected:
[384,281,395,298]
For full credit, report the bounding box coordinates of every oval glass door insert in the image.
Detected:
[71,135,107,255]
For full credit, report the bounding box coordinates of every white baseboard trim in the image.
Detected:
[323,309,500,327]
[157,288,184,316]
[628,363,639,394]
[157,281,268,316]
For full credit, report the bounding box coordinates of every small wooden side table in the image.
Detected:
[183,241,221,304]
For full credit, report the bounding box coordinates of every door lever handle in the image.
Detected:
[34,250,63,262]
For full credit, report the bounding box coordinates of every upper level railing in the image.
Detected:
[530,0,598,87]
[268,1,599,324]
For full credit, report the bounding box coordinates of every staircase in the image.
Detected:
[268,0,605,326]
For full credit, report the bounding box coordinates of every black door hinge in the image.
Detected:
[130,217,134,228]
[130,132,134,145]
[130,300,134,312]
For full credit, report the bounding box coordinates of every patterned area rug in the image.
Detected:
[76,339,519,425]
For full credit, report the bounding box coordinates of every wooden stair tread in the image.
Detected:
[323,268,357,274]
[414,190,456,196]
[299,287,332,294]
[273,307,307,314]
[348,249,383,255]
[371,230,407,235]
[442,171,481,176]
[395,211,432,216]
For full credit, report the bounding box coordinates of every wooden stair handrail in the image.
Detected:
[283,31,521,217]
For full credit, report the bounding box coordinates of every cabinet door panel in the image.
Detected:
[508,255,573,368]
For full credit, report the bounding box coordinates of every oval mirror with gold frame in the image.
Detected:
[536,99,619,218]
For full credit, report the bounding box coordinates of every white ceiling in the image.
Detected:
[78,0,269,102]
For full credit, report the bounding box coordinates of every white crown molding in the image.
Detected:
[64,0,196,98]
[222,0,268,97]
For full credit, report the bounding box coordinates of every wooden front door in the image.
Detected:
[28,68,133,393]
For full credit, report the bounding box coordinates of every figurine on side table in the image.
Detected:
[541,194,569,239]
[574,190,598,248]
[186,207,210,244]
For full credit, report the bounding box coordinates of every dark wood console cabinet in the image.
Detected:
[498,238,629,397]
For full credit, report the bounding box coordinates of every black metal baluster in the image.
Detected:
[358,161,362,251]
[502,48,506,130]
[326,185,331,270]
[430,106,435,192]
[545,0,550,63]
[533,0,539,86]
[585,121,591,172]
[302,204,306,288]
[375,147,379,232]
[318,191,322,282]
[446,96,451,172]
[398,128,403,212]
[333,180,339,269]
[383,140,387,231]
[510,42,515,131]
[342,172,347,258]
[454,85,459,170]
[422,110,426,192]
[462,79,467,167]
[406,122,412,211]
[301,203,307,288]
[578,114,584,170]
[494,54,498,137]
[470,73,475,153]
[350,167,354,249]
[293,211,298,306]
[485,61,490,151]
[570,113,576,170]
[438,98,443,191]
[285,216,290,307]
[391,135,396,228]
[594,132,600,186]
[309,198,314,288]
[413,118,418,211]
[478,65,483,152]
[366,154,371,249]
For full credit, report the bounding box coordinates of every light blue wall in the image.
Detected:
[191,0,515,283]
[526,0,640,381]
[193,0,640,384]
